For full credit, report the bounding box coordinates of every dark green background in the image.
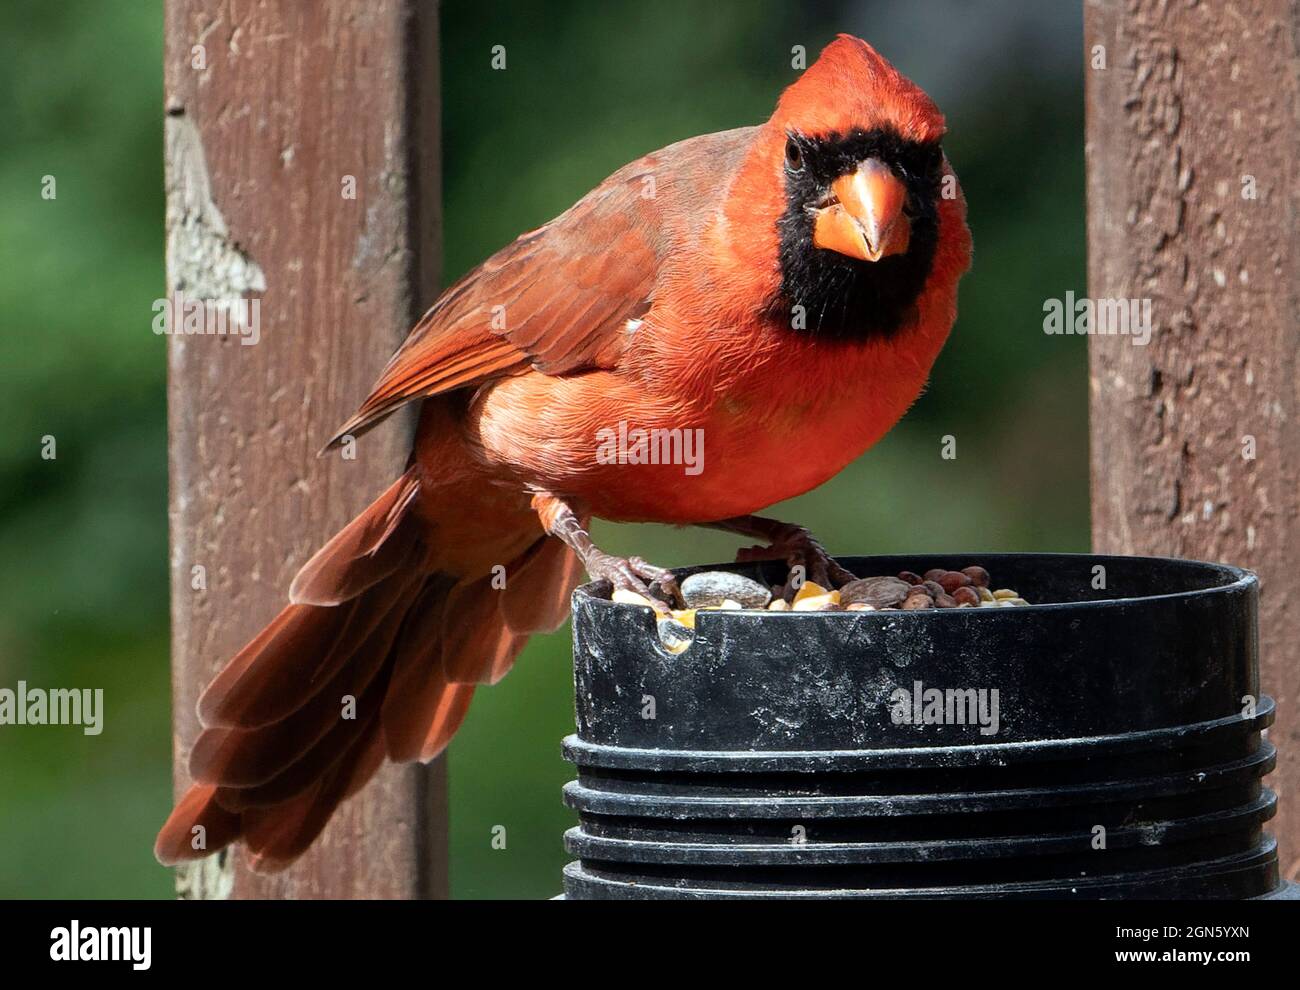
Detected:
[0,1,1086,897]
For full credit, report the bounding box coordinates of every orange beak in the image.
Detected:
[812,159,910,262]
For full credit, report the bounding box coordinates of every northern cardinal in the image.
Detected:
[156,34,971,871]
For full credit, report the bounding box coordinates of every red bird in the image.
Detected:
[156,35,972,871]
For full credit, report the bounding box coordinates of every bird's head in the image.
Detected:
[730,35,965,341]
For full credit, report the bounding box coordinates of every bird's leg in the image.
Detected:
[705,515,857,591]
[532,493,681,612]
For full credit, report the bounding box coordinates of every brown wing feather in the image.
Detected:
[323,138,709,449]
[326,175,660,448]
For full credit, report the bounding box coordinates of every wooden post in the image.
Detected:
[1084,0,1299,881]
[163,0,445,898]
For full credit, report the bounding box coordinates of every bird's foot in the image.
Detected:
[733,521,857,593]
[531,493,681,613]
[585,550,681,613]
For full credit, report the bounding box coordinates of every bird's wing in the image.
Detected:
[326,148,685,449]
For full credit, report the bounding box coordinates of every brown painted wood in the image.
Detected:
[1084,0,1299,882]
[163,0,445,898]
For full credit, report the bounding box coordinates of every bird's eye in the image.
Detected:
[784,139,803,171]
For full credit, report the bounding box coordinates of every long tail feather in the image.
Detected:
[289,471,422,606]
[501,534,584,634]
[157,469,578,870]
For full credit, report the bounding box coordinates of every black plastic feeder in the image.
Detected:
[561,552,1294,899]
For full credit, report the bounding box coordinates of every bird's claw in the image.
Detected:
[735,524,857,593]
[628,556,684,609]
[587,551,681,613]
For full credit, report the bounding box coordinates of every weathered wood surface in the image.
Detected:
[1085,0,1299,880]
[163,0,444,898]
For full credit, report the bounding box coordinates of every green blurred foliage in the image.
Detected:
[0,0,169,897]
[0,0,1085,898]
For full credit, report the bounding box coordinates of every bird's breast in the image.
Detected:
[469,324,943,525]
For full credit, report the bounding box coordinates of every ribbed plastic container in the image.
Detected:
[561,553,1289,899]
